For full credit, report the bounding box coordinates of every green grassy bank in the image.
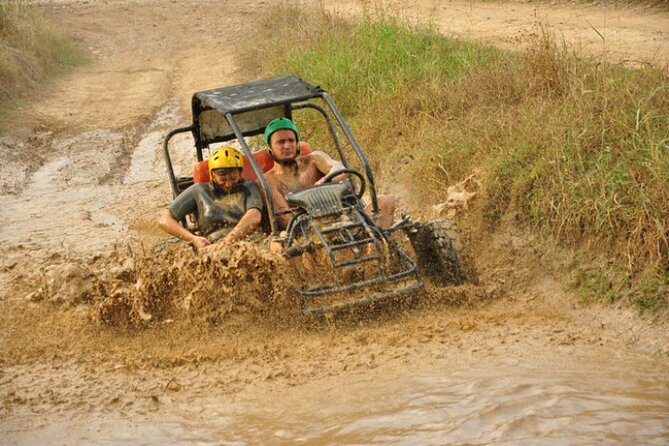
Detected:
[0,3,88,129]
[250,4,669,311]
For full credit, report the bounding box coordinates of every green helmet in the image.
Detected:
[264,117,300,150]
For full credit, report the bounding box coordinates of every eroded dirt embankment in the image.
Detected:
[2,0,669,432]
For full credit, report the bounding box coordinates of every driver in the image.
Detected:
[263,117,395,229]
[159,146,263,250]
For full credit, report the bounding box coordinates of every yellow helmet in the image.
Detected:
[208,147,243,175]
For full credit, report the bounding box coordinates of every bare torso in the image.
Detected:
[265,154,324,196]
[264,151,341,228]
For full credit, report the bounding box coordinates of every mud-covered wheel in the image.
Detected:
[407,218,473,286]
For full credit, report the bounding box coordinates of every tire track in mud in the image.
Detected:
[0,0,263,308]
[0,100,187,300]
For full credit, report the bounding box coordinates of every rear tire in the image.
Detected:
[408,218,473,286]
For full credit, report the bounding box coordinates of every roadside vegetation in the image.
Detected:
[0,2,88,131]
[250,3,669,312]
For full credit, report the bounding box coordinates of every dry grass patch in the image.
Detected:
[0,3,88,128]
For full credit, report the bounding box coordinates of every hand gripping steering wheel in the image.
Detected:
[321,168,366,199]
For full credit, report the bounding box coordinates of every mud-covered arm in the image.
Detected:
[158,208,210,249]
[312,151,346,185]
[159,186,210,249]
[219,208,262,244]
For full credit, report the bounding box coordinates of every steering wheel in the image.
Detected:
[321,168,366,199]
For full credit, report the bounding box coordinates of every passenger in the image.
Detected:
[159,147,263,250]
[263,117,396,229]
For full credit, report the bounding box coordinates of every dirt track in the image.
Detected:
[1,0,669,443]
[333,0,669,68]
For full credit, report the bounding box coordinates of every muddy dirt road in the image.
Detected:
[2,1,669,444]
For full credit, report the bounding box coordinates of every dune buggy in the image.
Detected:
[162,76,469,314]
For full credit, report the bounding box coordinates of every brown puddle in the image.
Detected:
[3,346,668,445]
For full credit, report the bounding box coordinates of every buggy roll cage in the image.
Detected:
[162,76,381,235]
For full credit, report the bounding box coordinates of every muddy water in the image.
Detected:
[4,348,668,445]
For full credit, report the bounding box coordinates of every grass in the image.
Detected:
[250,3,669,312]
[0,2,88,130]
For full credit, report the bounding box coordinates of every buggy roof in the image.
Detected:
[191,76,325,146]
[192,76,323,116]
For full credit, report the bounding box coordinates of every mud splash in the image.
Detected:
[26,240,299,328]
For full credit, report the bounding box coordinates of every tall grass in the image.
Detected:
[0,2,88,125]
[251,3,669,311]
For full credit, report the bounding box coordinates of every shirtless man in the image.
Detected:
[263,117,395,230]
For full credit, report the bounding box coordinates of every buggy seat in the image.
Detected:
[192,141,313,183]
